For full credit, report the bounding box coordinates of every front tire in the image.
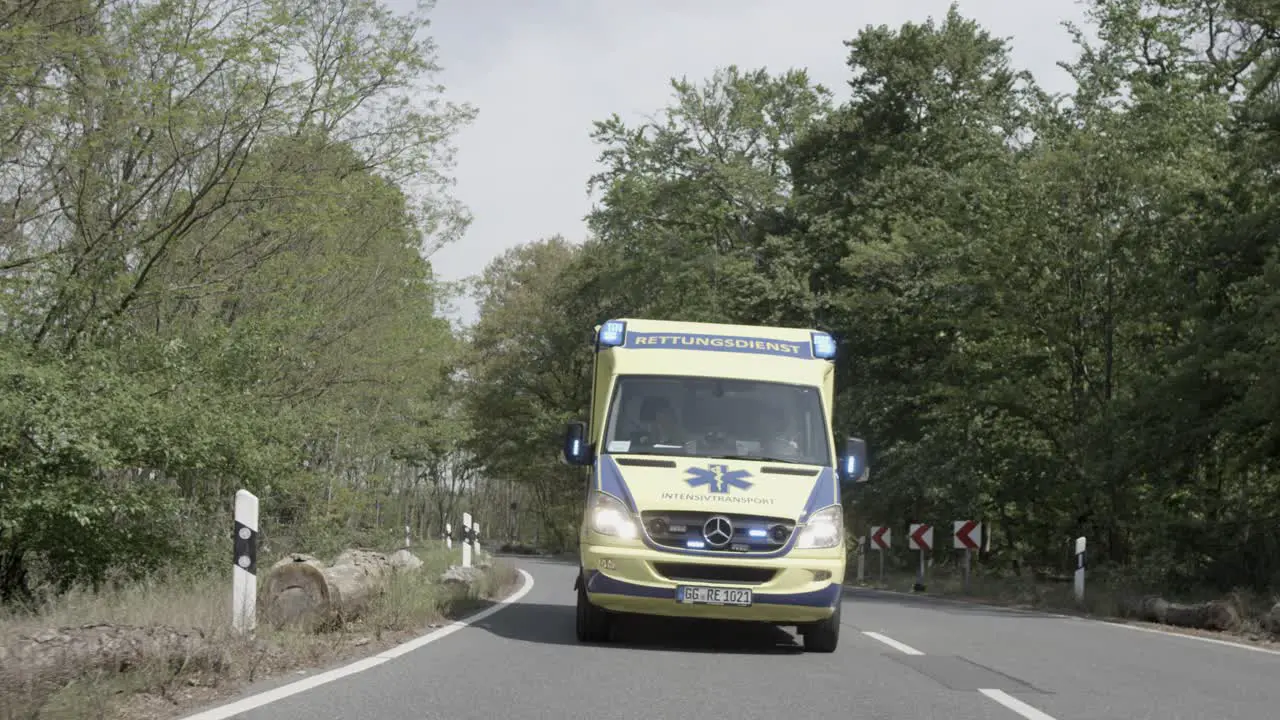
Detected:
[802,600,841,653]
[576,573,612,643]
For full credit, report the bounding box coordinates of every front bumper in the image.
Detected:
[580,542,844,624]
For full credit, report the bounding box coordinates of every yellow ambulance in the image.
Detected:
[562,318,870,652]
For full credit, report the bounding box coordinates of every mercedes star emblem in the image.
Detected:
[702,515,734,547]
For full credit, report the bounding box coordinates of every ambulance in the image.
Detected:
[562,318,870,652]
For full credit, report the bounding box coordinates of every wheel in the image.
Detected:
[575,573,612,643]
[802,600,841,653]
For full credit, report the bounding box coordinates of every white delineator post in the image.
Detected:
[953,520,981,595]
[446,522,453,550]
[1074,536,1087,603]
[909,523,932,592]
[404,524,411,548]
[869,526,890,582]
[232,489,259,634]
[474,522,482,556]
[462,512,473,568]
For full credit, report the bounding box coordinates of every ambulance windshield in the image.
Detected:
[601,375,831,466]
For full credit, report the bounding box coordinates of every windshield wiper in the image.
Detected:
[709,453,813,465]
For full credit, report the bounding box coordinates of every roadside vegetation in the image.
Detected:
[2,0,520,717]
[1,543,520,720]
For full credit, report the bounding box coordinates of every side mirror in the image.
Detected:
[562,421,592,466]
[837,436,869,486]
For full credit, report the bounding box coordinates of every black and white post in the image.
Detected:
[404,524,411,549]
[232,489,259,635]
[462,512,473,568]
[1074,536,1086,603]
[474,522,482,556]
[446,522,452,550]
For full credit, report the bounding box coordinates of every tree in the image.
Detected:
[0,0,477,602]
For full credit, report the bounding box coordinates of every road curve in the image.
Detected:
[204,557,1279,720]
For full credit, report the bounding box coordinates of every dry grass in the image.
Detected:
[0,543,523,720]
[851,561,1280,647]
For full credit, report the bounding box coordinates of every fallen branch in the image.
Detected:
[0,623,226,701]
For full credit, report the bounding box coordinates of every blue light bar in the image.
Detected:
[686,539,706,549]
[811,332,837,360]
[599,320,626,347]
[748,528,767,538]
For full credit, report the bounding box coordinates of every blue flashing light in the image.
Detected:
[811,331,837,360]
[748,528,767,538]
[844,453,858,478]
[686,539,706,549]
[599,320,627,347]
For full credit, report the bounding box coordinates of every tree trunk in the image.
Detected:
[261,549,423,631]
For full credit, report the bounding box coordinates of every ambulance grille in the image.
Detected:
[640,511,796,553]
[651,562,778,585]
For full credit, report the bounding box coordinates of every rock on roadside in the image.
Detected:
[439,565,486,590]
[1262,602,1280,636]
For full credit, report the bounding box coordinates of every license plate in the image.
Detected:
[676,585,753,606]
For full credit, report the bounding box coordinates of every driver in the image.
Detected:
[633,396,683,447]
[762,411,801,459]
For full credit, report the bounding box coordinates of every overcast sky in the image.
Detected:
[409,0,1094,324]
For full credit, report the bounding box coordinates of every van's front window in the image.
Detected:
[602,375,831,466]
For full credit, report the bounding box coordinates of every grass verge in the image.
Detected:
[850,562,1280,648]
[0,543,522,720]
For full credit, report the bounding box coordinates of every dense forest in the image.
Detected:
[466,0,1280,595]
[3,0,1279,607]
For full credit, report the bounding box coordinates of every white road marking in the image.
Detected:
[1101,620,1280,656]
[851,585,1280,658]
[177,568,536,720]
[862,630,925,655]
[979,689,1058,720]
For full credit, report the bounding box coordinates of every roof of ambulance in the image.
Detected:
[601,317,821,341]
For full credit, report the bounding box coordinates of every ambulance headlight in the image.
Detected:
[598,320,626,347]
[811,331,836,360]
[796,505,843,549]
[589,491,638,539]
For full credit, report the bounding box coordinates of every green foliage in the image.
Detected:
[0,0,477,603]
[466,0,1280,593]
[463,237,596,551]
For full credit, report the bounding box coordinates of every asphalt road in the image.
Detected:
[199,557,1280,720]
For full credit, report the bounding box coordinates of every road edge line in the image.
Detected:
[850,585,1280,657]
[1100,619,1280,656]
[177,568,537,720]
[862,630,925,655]
[979,689,1057,720]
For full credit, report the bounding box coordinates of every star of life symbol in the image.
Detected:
[684,463,753,494]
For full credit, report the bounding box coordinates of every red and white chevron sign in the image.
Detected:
[869,525,891,550]
[954,520,982,550]
[908,523,932,551]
